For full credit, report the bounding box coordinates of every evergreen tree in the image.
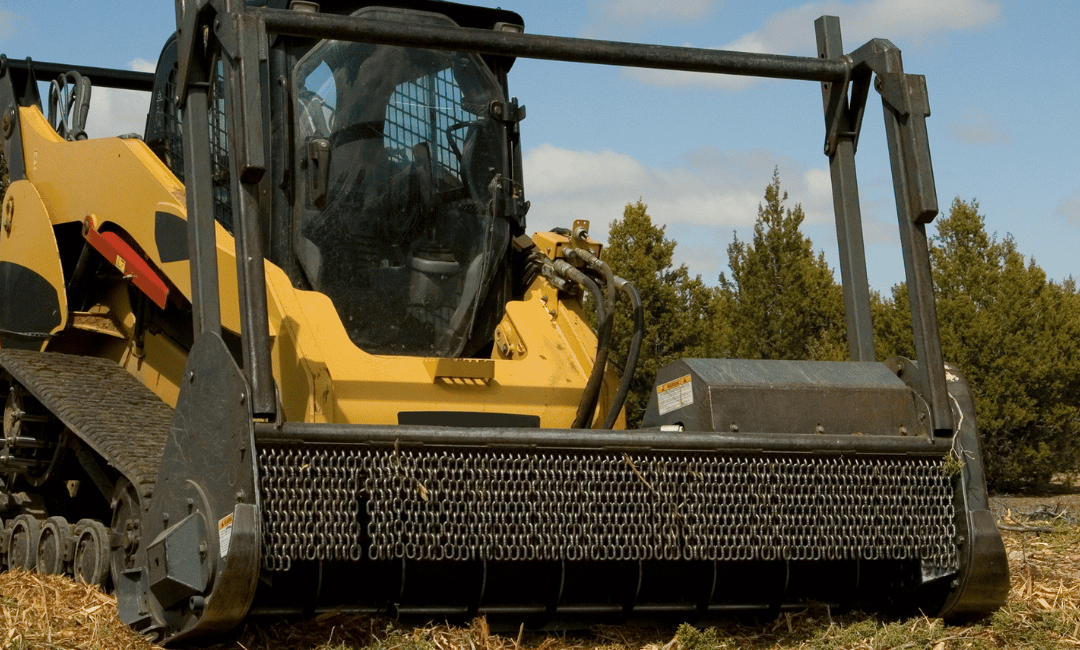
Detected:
[870,285,912,361]
[932,199,1080,489]
[875,198,1080,489]
[719,169,846,360]
[603,200,718,426]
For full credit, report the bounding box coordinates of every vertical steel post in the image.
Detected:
[221,11,277,419]
[182,84,223,338]
[815,16,875,362]
[879,65,953,434]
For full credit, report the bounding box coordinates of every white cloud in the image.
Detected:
[803,166,833,220]
[1057,190,1080,223]
[83,60,155,138]
[948,106,1009,146]
[523,142,834,239]
[629,0,1001,89]
[521,143,903,284]
[85,87,151,138]
[0,8,14,38]
[818,0,1002,43]
[587,0,718,32]
[130,58,157,74]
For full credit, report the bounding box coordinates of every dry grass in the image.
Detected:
[0,569,161,650]
[4,511,1080,650]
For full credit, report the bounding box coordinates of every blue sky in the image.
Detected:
[1,1,1077,292]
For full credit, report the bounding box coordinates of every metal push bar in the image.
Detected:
[254,7,848,81]
[255,422,950,455]
[202,6,952,434]
[0,57,154,92]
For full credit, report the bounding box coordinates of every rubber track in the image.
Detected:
[0,349,173,500]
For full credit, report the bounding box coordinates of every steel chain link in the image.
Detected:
[258,446,958,572]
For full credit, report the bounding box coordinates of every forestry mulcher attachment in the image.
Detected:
[0,0,1007,642]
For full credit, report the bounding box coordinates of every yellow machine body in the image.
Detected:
[9,105,621,429]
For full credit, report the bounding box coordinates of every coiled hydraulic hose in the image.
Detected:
[564,247,616,429]
[602,278,643,429]
[552,257,613,429]
[543,229,641,429]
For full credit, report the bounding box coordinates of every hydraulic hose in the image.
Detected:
[564,248,616,429]
[603,278,643,429]
[574,271,613,429]
[552,258,612,429]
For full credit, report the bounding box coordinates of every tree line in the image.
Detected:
[603,168,1080,491]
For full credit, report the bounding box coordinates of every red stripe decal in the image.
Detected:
[83,217,170,309]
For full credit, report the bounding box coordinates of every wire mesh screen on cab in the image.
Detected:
[385,68,468,178]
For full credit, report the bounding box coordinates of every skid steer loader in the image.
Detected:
[0,0,1007,643]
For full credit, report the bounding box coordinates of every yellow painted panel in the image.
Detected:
[265,267,623,429]
[12,105,624,430]
[16,106,252,335]
[0,180,68,346]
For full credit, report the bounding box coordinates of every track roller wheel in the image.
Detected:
[8,514,41,570]
[37,516,72,575]
[73,519,110,586]
[1,518,9,568]
[110,478,141,586]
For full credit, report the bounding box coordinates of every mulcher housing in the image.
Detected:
[0,0,1007,643]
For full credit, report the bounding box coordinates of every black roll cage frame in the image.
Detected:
[0,2,952,437]
[173,2,951,434]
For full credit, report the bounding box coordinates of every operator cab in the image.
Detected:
[294,8,513,357]
[145,1,528,359]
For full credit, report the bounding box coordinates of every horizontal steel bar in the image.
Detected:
[254,7,848,82]
[254,422,948,455]
[0,58,154,92]
[250,601,803,617]
[0,456,38,470]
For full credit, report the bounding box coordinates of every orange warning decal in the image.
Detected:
[656,374,693,416]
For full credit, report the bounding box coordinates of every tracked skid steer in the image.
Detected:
[0,0,1007,643]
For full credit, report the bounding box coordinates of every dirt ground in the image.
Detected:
[988,475,1080,526]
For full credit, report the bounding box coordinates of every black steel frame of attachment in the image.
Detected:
[168,3,953,436]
